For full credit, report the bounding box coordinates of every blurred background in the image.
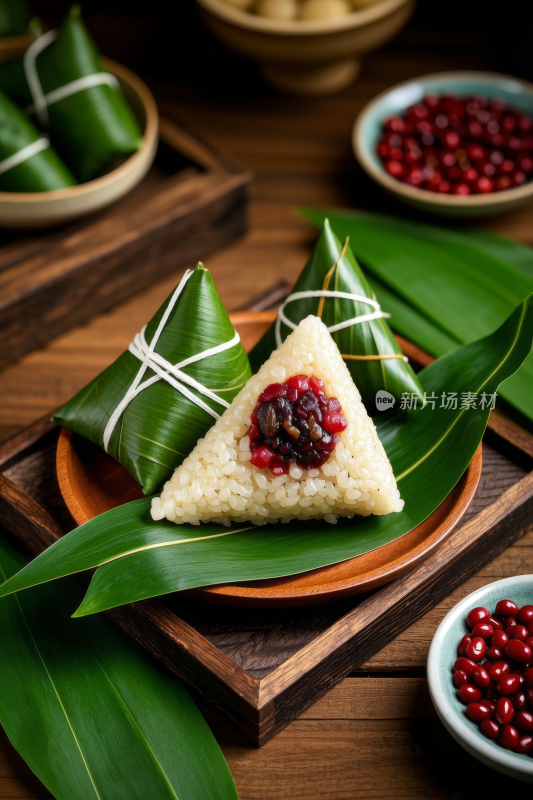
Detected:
[20,0,533,89]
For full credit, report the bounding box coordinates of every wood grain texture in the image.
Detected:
[0,117,251,369]
[3,15,533,797]
[0,418,530,746]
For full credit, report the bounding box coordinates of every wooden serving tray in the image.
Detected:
[1,322,533,746]
[0,113,251,368]
[56,312,483,607]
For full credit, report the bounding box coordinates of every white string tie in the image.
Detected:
[0,137,50,176]
[23,30,120,126]
[275,290,391,347]
[103,270,241,453]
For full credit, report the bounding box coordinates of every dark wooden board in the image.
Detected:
[0,410,531,747]
[0,115,251,369]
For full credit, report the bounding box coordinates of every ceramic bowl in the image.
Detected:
[427,575,533,783]
[195,0,415,96]
[353,71,533,217]
[0,53,158,229]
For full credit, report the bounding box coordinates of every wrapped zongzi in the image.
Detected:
[250,219,424,409]
[0,88,76,191]
[0,5,143,182]
[53,264,252,495]
[152,315,404,527]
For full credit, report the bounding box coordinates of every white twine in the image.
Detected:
[103,270,241,453]
[0,137,50,176]
[23,30,119,126]
[275,290,391,347]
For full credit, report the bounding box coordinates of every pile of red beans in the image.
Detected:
[377,94,533,195]
[454,599,533,753]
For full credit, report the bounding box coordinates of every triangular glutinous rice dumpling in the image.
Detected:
[0,89,76,191]
[249,220,424,410]
[0,6,142,182]
[53,264,252,496]
[152,316,403,526]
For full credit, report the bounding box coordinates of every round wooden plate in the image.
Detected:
[56,311,482,607]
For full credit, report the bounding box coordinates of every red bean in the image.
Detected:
[466,637,487,661]
[472,623,494,639]
[496,599,519,618]
[489,660,511,683]
[524,668,533,688]
[494,697,515,725]
[475,176,494,193]
[505,627,517,637]
[505,640,533,665]
[454,669,469,688]
[512,625,529,642]
[466,702,492,723]
[486,686,499,703]
[490,616,504,631]
[515,711,533,732]
[515,735,533,754]
[458,684,483,704]
[480,719,500,739]
[485,700,496,714]
[500,724,519,750]
[497,175,512,190]
[471,666,490,689]
[497,675,522,697]
[505,616,517,628]
[467,607,491,628]
[492,630,509,649]
[518,606,533,626]
[526,637,533,651]
[514,691,528,711]
[454,657,476,676]
[486,646,503,661]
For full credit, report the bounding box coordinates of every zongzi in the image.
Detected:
[0,5,143,182]
[53,264,252,496]
[152,315,404,526]
[249,219,424,409]
[0,88,76,191]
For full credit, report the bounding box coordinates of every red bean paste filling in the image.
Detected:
[248,375,347,476]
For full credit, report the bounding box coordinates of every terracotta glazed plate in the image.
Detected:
[56,311,482,607]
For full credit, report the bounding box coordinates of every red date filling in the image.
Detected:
[248,375,347,475]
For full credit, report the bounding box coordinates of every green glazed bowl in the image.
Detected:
[353,71,533,218]
[427,575,533,782]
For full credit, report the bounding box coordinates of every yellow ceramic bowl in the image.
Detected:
[195,0,416,95]
[0,54,158,229]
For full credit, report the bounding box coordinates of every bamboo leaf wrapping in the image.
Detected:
[249,219,424,407]
[0,0,29,36]
[301,208,533,428]
[4,295,532,614]
[0,534,238,800]
[53,264,252,495]
[0,6,143,181]
[0,88,76,190]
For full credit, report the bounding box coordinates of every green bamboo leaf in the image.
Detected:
[1,296,531,615]
[369,274,461,358]
[300,208,533,427]
[0,533,237,800]
[249,219,424,406]
[53,263,252,495]
[0,89,76,191]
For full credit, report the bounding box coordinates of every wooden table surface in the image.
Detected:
[2,13,533,800]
